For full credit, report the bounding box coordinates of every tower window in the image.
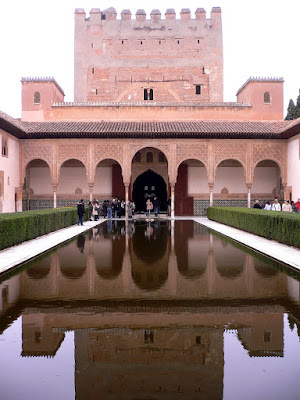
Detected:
[177,40,180,44]
[197,39,200,44]
[2,138,8,157]
[121,40,124,44]
[92,67,95,74]
[144,88,153,101]
[140,41,143,45]
[91,43,93,48]
[264,92,271,104]
[146,152,153,163]
[101,14,106,20]
[34,91,40,104]
[95,89,98,95]
[195,85,202,95]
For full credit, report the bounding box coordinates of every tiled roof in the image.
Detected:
[22,120,290,139]
[0,110,26,137]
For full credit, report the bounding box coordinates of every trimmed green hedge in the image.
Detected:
[207,207,300,249]
[0,207,88,250]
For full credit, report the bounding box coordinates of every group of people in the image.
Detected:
[146,196,160,217]
[253,197,300,212]
[88,199,136,221]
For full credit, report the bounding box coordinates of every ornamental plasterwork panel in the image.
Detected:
[129,144,170,161]
[131,165,169,186]
[214,143,247,169]
[94,144,123,166]
[23,142,52,169]
[252,143,284,167]
[58,144,88,169]
[176,144,209,169]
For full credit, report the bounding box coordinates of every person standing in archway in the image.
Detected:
[146,198,153,217]
[153,196,160,217]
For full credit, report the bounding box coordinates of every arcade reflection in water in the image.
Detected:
[0,220,300,399]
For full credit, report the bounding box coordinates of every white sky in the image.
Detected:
[0,0,299,118]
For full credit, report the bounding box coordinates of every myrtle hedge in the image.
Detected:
[0,207,88,250]
[207,207,300,249]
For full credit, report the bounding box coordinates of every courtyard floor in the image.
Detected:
[0,216,300,276]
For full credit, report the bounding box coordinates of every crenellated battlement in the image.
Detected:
[74,7,221,24]
[74,6,223,104]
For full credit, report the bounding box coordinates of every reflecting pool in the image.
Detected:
[0,220,300,400]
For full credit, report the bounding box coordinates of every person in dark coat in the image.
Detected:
[102,200,107,218]
[88,201,93,221]
[153,196,160,217]
[253,199,262,209]
[77,199,85,225]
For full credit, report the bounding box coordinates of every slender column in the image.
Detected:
[88,182,94,202]
[125,183,129,219]
[171,184,175,218]
[283,183,288,200]
[246,183,252,208]
[209,183,214,207]
[53,184,57,208]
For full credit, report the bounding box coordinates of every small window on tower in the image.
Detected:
[144,88,153,101]
[92,67,95,74]
[264,92,271,104]
[197,39,200,44]
[177,40,180,44]
[140,41,143,45]
[101,14,106,20]
[34,91,40,104]
[195,85,202,95]
[95,89,98,95]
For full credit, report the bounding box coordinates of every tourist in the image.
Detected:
[88,201,93,221]
[291,201,298,212]
[127,201,133,218]
[153,196,160,217]
[112,199,118,218]
[295,198,300,212]
[282,200,292,212]
[253,199,262,209]
[264,201,271,210]
[167,197,171,216]
[106,199,112,219]
[117,199,122,218]
[131,201,135,217]
[102,200,107,218]
[271,197,281,211]
[77,199,85,226]
[146,198,153,217]
[92,200,99,221]
[121,199,125,217]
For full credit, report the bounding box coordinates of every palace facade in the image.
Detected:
[0,6,300,216]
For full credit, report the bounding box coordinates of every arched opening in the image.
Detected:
[132,170,167,213]
[175,220,208,279]
[95,159,124,201]
[175,159,208,216]
[57,159,88,206]
[252,160,283,203]
[130,220,169,291]
[214,159,246,206]
[94,222,125,279]
[58,241,87,279]
[26,255,51,279]
[131,147,168,212]
[23,159,52,210]
[215,241,245,279]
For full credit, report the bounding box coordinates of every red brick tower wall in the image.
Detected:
[74,7,223,103]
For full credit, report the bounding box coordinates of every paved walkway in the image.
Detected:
[0,216,300,276]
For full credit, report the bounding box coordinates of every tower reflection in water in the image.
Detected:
[1,220,300,399]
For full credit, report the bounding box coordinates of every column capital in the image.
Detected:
[52,183,58,192]
[170,182,176,188]
[208,182,214,190]
[246,182,252,189]
[88,182,94,190]
[124,182,130,188]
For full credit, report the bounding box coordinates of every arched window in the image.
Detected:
[2,138,8,157]
[34,91,41,104]
[158,151,166,163]
[146,152,153,163]
[134,151,141,163]
[264,92,271,104]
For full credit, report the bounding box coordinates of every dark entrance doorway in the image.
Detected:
[132,170,167,213]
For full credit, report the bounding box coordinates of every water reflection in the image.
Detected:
[0,220,300,399]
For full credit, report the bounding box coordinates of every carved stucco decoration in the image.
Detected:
[130,144,170,161]
[131,165,169,187]
[252,143,286,181]
[214,143,247,178]
[58,144,88,170]
[176,144,209,170]
[22,142,53,181]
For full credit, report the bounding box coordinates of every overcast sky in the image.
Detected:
[0,0,299,118]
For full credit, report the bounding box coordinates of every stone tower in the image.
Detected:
[74,7,223,103]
